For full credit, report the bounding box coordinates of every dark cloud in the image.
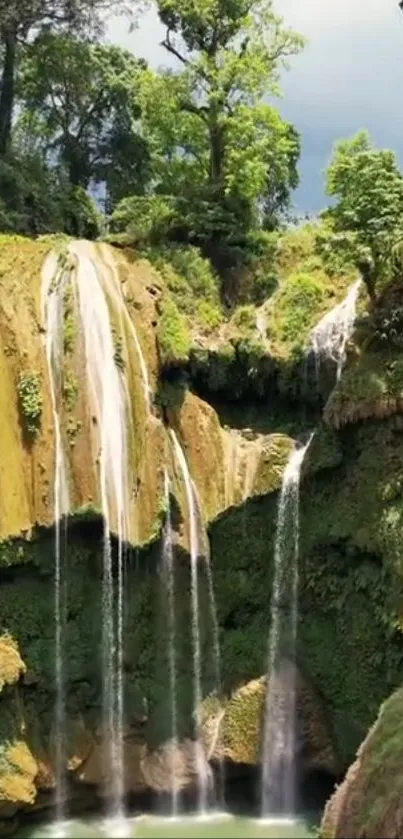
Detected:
[109,0,403,212]
[279,0,403,210]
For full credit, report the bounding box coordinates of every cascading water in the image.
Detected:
[309,279,361,382]
[162,469,179,816]
[170,431,224,813]
[96,242,151,413]
[192,486,225,810]
[69,241,131,829]
[41,254,71,833]
[261,435,313,818]
[170,430,208,813]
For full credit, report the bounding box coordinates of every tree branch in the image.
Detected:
[179,99,209,121]
[160,28,188,65]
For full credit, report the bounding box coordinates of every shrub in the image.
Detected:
[157,296,190,366]
[270,272,326,348]
[197,300,223,332]
[17,372,43,438]
[232,304,257,333]
[145,244,222,326]
[367,307,403,350]
[110,195,177,244]
[62,371,78,411]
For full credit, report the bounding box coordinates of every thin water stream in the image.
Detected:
[309,279,361,381]
[162,470,179,816]
[170,430,208,813]
[41,253,71,828]
[261,436,313,817]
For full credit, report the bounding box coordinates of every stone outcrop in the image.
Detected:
[321,687,403,839]
[201,668,340,778]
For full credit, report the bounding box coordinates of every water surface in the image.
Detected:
[18,813,316,838]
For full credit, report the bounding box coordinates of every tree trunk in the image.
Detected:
[0,27,17,156]
[208,108,224,191]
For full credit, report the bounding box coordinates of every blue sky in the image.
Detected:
[108,0,403,213]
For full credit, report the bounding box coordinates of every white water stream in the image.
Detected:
[170,431,208,813]
[162,469,179,815]
[70,241,132,826]
[261,436,313,817]
[309,279,361,381]
[42,254,71,829]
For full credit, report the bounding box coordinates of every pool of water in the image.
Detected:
[18,813,316,838]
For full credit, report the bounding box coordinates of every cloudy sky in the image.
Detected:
[108,0,403,213]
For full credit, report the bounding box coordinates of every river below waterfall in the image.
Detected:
[18,813,316,838]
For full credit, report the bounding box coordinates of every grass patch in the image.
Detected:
[145,244,224,336]
[157,296,191,366]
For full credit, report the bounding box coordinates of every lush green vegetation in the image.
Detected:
[0,0,401,318]
[16,372,43,439]
[319,131,403,301]
[157,296,191,365]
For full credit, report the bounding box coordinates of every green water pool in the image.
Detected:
[17,813,317,838]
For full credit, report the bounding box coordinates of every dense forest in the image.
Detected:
[1,0,403,308]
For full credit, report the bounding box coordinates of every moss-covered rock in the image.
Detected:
[201,670,339,775]
[0,636,25,693]
[0,741,38,812]
[321,687,403,839]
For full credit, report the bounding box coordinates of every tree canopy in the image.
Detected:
[109,0,304,293]
[0,0,119,154]
[319,131,403,300]
[17,33,150,202]
[0,0,308,302]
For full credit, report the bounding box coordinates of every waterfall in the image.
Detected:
[162,469,179,816]
[96,243,151,413]
[170,430,208,812]
[193,494,225,811]
[41,254,71,832]
[170,431,224,813]
[261,435,313,818]
[309,279,361,381]
[69,241,131,827]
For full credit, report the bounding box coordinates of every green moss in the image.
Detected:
[231,304,257,334]
[17,372,43,439]
[62,370,78,412]
[197,299,223,332]
[63,283,76,354]
[358,689,403,829]
[220,678,265,764]
[0,540,28,568]
[273,224,320,278]
[0,635,25,692]
[321,687,403,838]
[254,434,294,496]
[144,244,223,339]
[157,296,190,366]
[325,347,403,429]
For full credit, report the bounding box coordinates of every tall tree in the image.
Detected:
[17,32,150,200]
[0,0,118,155]
[319,130,403,300]
[129,0,304,259]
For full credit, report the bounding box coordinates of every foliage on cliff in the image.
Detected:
[325,280,403,428]
[319,130,403,301]
[321,687,403,839]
